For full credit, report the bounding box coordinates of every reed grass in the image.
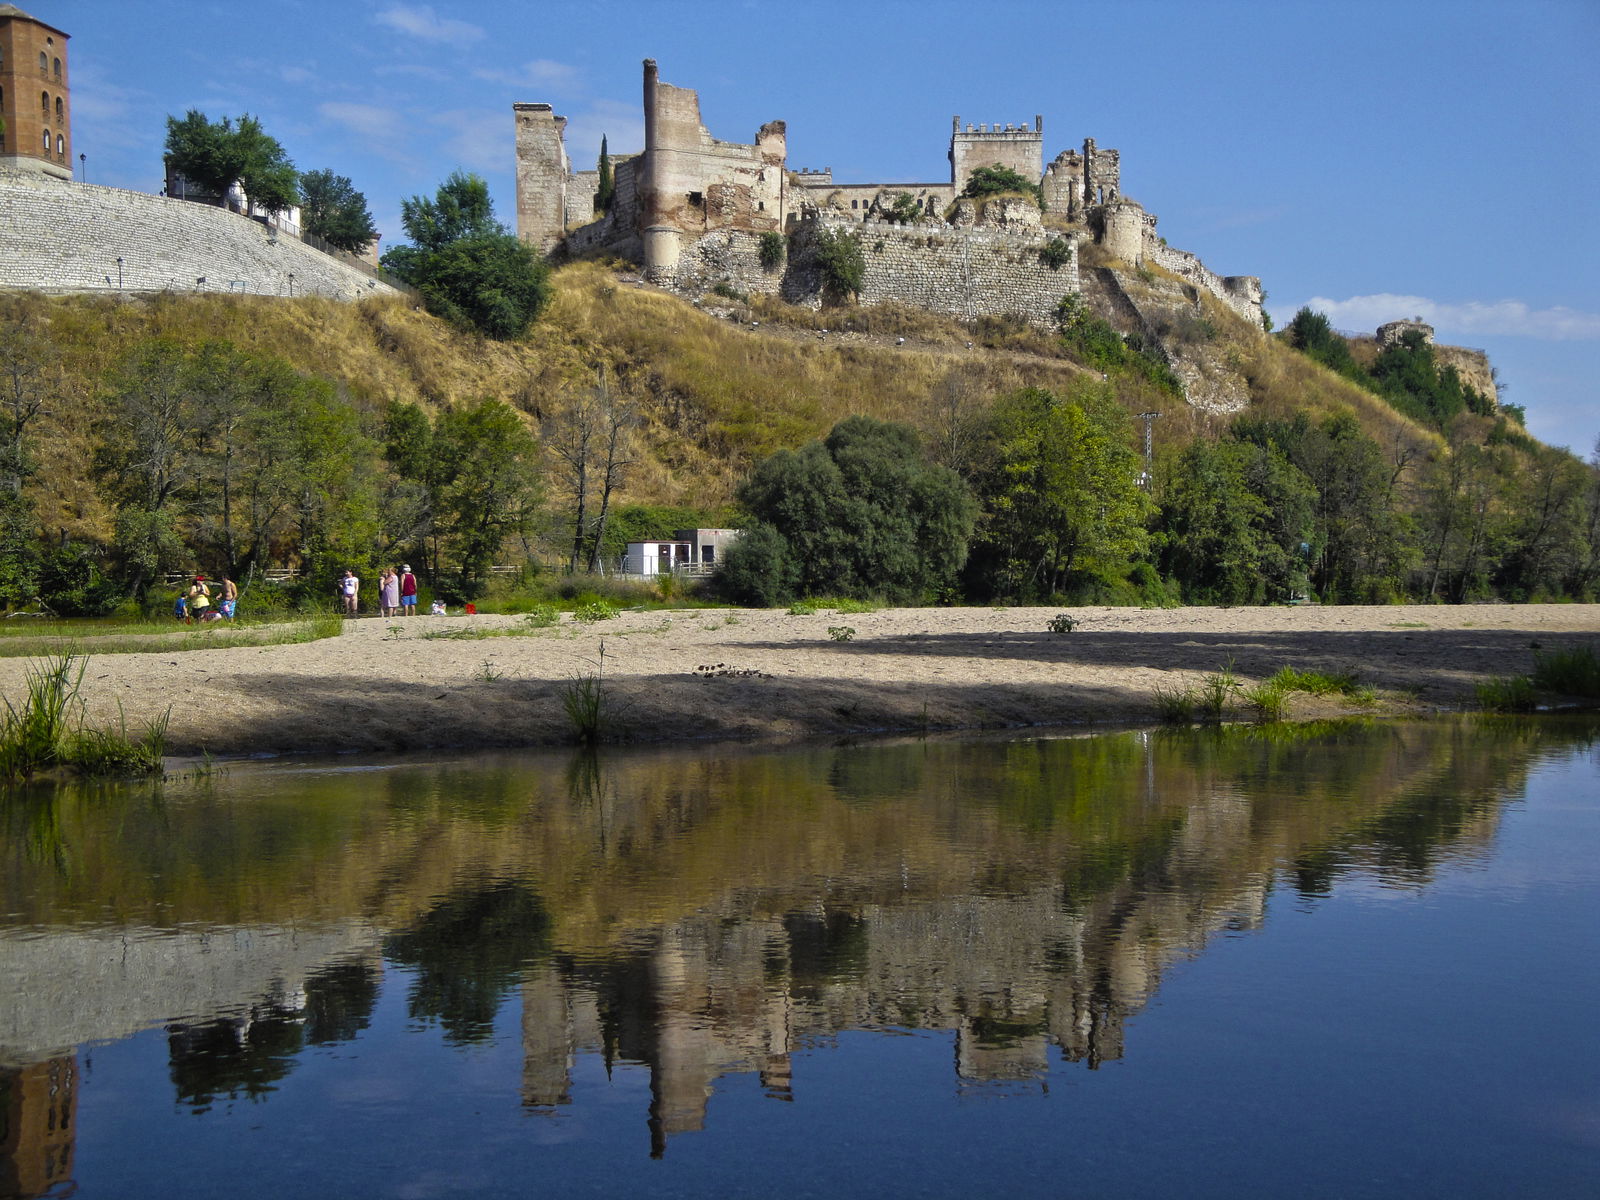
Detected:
[0,653,168,783]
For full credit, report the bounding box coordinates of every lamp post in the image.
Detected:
[287,272,295,297]
[78,152,85,182]
[115,256,123,290]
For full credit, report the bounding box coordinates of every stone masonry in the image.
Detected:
[0,169,402,300]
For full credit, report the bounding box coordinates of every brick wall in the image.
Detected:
[0,170,402,300]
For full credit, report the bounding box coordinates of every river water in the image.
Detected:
[2,716,1596,1198]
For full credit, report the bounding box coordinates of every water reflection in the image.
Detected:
[1,715,1594,1189]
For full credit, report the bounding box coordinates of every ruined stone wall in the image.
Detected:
[1146,235,1262,326]
[1435,345,1498,405]
[645,71,786,240]
[658,214,1080,330]
[514,102,570,253]
[1041,150,1082,219]
[949,117,1043,191]
[797,181,954,222]
[0,170,402,300]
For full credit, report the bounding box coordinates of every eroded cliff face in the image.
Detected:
[1080,263,1257,413]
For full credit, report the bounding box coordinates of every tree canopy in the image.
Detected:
[380,172,551,340]
[164,110,299,216]
[720,416,975,605]
[299,169,379,254]
[960,164,1043,206]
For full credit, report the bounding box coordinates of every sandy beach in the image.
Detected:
[3,604,1596,757]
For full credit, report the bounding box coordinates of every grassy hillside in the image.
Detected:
[7,258,1457,552]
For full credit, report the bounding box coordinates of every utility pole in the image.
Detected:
[1136,410,1160,489]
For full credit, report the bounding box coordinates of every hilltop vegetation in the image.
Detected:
[0,260,1595,614]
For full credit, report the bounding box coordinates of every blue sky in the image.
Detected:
[52,0,1599,455]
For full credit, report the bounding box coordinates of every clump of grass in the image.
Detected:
[1476,675,1537,713]
[1531,645,1600,698]
[1243,680,1289,722]
[64,707,169,777]
[828,626,856,642]
[788,600,820,615]
[1046,613,1077,634]
[0,654,168,783]
[1265,666,1363,697]
[1153,682,1197,724]
[1197,661,1243,722]
[474,659,505,682]
[523,604,560,629]
[833,598,879,614]
[561,642,616,745]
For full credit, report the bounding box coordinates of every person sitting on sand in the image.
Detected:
[431,599,447,616]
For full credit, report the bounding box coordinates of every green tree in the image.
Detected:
[810,227,865,301]
[1284,307,1365,382]
[960,164,1043,206]
[967,385,1150,600]
[1495,444,1591,599]
[431,399,542,596]
[381,172,551,340]
[164,110,298,216]
[0,318,49,606]
[721,416,975,605]
[594,135,614,213]
[299,169,379,254]
[1235,411,1416,602]
[1414,427,1512,602]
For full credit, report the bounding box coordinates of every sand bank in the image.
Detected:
[3,604,1595,757]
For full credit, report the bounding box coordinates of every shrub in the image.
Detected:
[1039,236,1073,271]
[813,228,866,300]
[827,626,856,642]
[1531,646,1600,697]
[1046,613,1077,634]
[758,231,786,272]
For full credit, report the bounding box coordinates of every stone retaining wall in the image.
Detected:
[0,169,402,301]
[660,214,1081,328]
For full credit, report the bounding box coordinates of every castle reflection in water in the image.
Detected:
[3,718,1553,1182]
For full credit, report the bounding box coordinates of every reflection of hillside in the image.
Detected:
[0,717,1590,1167]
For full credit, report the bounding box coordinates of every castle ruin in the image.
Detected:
[515,60,1264,338]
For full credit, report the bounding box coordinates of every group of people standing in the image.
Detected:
[174,575,237,623]
[340,566,419,617]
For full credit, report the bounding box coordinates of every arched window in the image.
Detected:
[42,91,50,115]
[55,97,63,122]
[43,129,51,151]
[55,134,63,157]
[39,51,47,72]
[52,57,60,77]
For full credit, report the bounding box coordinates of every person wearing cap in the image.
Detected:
[399,564,419,616]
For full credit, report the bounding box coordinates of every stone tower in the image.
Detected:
[0,3,72,180]
[514,102,571,254]
[948,115,1042,194]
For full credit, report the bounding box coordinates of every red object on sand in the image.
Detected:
[464,602,477,615]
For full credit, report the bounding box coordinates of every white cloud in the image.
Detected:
[319,101,408,144]
[1283,293,1600,342]
[374,4,484,46]
[474,59,583,95]
[428,109,507,176]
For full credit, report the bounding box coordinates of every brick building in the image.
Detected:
[0,3,71,180]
